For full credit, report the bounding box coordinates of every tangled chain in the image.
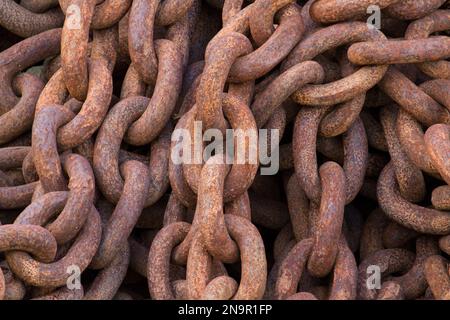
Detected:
[0,0,449,300]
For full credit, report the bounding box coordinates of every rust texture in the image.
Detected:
[0,0,448,301]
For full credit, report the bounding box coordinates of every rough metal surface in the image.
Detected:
[0,0,448,301]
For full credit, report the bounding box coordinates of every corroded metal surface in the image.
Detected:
[0,0,448,301]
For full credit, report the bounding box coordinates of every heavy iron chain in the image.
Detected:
[0,0,449,300]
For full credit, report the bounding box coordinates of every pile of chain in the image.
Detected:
[0,0,449,300]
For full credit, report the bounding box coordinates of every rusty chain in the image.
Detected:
[0,0,449,300]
